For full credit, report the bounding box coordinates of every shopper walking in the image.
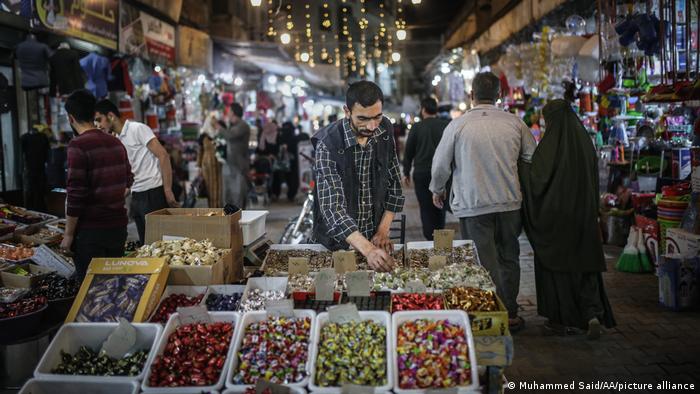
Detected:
[220,103,251,209]
[519,99,616,339]
[94,99,179,246]
[431,72,536,332]
[60,90,133,279]
[403,97,450,240]
[278,121,301,201]
[312,80,405,271]
[198,112,223,208]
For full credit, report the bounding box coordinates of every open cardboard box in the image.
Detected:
[1,263,55,288]
[145,208,243,282]
[167,249,233,286]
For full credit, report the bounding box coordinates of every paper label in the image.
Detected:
[428,255,448,271]
[266,299,295,317]
[333,251,357,274]
[100,318,136,359]
[346,271,371,297]
[405,279,427,293]
[315,268,336,301]
[433,229,455,250]
[256,379,291,394]
[328,303,361,324]
[178,305,212,325]
[342,384,375,394]
[288,257,310,275]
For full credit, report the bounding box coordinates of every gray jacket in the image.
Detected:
[430,104,536,218]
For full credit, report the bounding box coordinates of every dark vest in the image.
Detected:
[311,118,395,250]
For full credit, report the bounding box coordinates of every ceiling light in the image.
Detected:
[154,65,162,73]
[412,0,422,3]
[413,116,420,122]
[300,52,310,62]
[433,75,442,82]
[267,75,278,84]
[431,79,438,86]
[234,77,243,86]
[250,0,262,6]
[280,33,291,45]
[284,75,293,82]
[391,52,401,62]
[396,29,407,40]
[458,102,467,111]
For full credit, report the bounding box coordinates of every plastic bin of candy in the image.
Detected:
[141,312,240,393]
[239,277,288,312]
[405,240,480,267]
[34,322,162,383]
[202,285,246,311]
[149,285,208,323]
[308,311,393,394]
[226,309,316,389]
[391,310,479,394]
[19,378,139,394]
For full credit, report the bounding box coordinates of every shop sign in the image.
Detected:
[177,25,211,71]
[33,0,118,50]
[120,1,175,65]
[133,0,181,22]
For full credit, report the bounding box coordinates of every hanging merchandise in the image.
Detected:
[119,98,135,120]
[80,53,111,98]
[15,35,51,90]
[49,44,86,96]
[130,58,151,85]
[108,57,134,96]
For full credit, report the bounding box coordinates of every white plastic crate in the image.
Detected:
[240,277,289,308]
[20,378,139,394]
[34,322,163,383]
[226,309,316,389]
[240,210,269,246]
[308,311,393,394]
[141,312,240,393]
[391,311,479,394]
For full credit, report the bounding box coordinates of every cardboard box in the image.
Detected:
[145,208,243,282]
[467,296,510,337]
[658,255,700,311]
[1,263,55,288]
[473,335,514,367]
[665,228,700,257]
[65,258,169,323]
[167,249,232,286]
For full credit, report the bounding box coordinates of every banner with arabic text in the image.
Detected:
[33,0,118,49]
[120,1,175,65]
[177,25,211,71]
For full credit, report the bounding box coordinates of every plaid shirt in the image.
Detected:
[315,118,405,242]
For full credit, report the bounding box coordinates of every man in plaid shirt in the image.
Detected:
[312,81,405,271]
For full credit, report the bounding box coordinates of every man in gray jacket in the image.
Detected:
[430,72,536,331]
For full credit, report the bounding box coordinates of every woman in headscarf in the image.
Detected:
[198,111,222,208]
[519,99,616,339]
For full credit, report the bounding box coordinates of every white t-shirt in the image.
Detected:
[118,120,163,192]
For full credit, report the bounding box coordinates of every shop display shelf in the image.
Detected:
[19,378,139,394]
[141,312,240,393]
[240,210,269,246]
[391,310,479,394]
[34,322,163,383]
[225,309,317,390]
[308,311,393,394]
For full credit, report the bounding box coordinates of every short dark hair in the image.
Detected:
[231,103,244,118]
[472,72,500,102]
[65,89,96,123]
[346,80,384,110]
[421,97,438,115]
[95,99,120,117]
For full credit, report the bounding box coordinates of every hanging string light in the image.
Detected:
[340,1,349,76]
[340,0,355,73]
[359,0,368,76]
[335,33,341,68]
[305,1,315,67]
[320,2,331,64]
[280,3,291,45]
[294,33,301,61]
[396,0,406,40]
[266,0,276,38]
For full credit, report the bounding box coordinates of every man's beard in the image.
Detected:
[350,119,376,138]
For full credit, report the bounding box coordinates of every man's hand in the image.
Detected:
[366,247,395,272]
[432,192,445,209]
[60,235,74,252]
[124,188,130,198]
[371,231,393,254]
[165,188,180,208]
[402,176,411,187]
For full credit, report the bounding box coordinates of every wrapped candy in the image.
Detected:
[238,289,286,313]
[444,287,499,312]
[136,239,225,266]
[75,275,148,322]
[391,293,444,312]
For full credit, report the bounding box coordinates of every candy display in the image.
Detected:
[357,248,405,270]
[0,204,44,224]
[0,295,47,319]
[315,320,387,387]
[136,239,225,266]
[407,244,476,268]
[391,293,445,312]
[148,322,234,387]
[30,273,80,300]
[287,273,316,292]
[396,319,471,389]
[205,293,242,311]
[75,275,149,322]
[232,316,311,385]
[19,228,62,245]
[150,293,205,323]
[264,249,333,275]
[0,245,34,261]
[372,264,495,292]
[0,221,16,236]
[52,346,149,376]
[444,287,499,312]
[0,287,28,303]
[239,289,286,312]
[340,291,392,311]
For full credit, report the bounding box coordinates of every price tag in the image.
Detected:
[329,303,361,324]
[178,305,212,325]
[428,255,448,271]
[100,318,136,359]
[288,257,310,275]
[433,229,455,251]
[333,251,357,274]
[315,268,336,301]
[342,384,375,394]
[266,299,295,317]
[405,279,427,293]
[255,379,291,394]
[346,271,371,297]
